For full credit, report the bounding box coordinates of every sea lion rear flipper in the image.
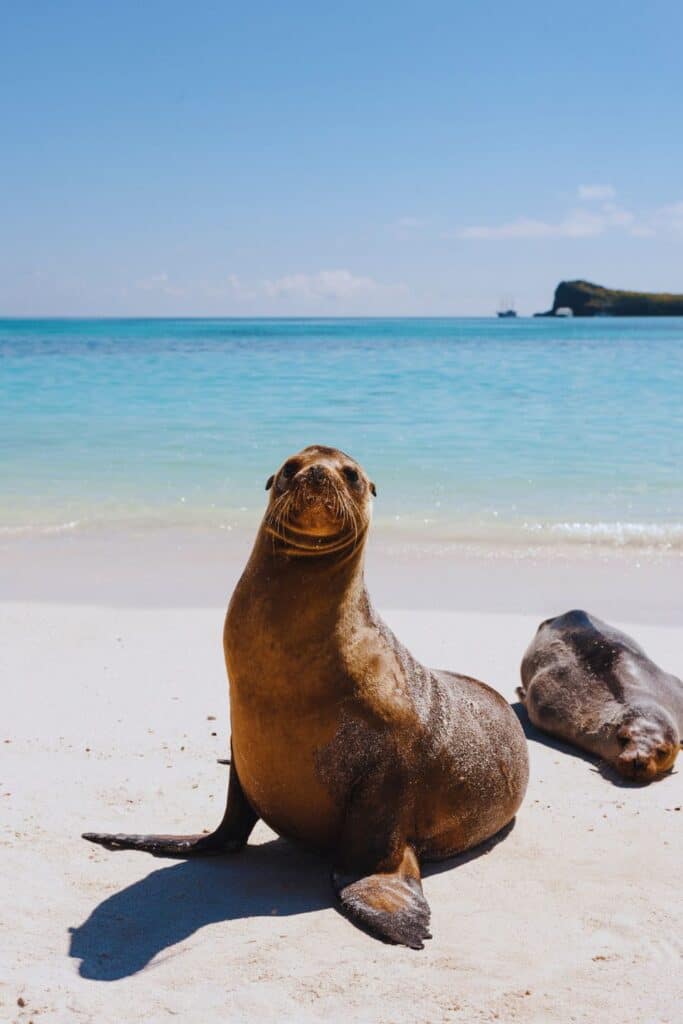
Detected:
[82,754,258,858]
[333,846,431,950]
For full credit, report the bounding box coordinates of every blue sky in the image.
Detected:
[2,1,682,316]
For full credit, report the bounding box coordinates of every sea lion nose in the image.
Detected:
[620,751,651,777]
[307,464,327,485]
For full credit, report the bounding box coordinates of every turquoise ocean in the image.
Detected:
[1,317,682,550]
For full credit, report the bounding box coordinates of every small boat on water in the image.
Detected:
[497,297,518,318]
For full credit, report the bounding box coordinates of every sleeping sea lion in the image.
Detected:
[518,609,683,782]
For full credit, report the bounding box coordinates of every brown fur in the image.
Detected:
[519,609,683,782]
[84,445,529,949]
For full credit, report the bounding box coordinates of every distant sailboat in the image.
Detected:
[497,296,517,318]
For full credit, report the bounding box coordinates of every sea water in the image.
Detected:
[1,317,682,549]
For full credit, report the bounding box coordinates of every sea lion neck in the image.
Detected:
[261,512,370,559]
[254,520,367,573]
[234,524,369,620]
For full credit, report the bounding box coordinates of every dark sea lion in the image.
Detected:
[84,445,528,949]
[518,609,683,782]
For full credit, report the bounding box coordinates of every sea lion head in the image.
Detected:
[612,706,679,782]
[263,445,376,554]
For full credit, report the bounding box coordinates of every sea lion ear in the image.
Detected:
[370,482,377,497]
[265,474,274,491]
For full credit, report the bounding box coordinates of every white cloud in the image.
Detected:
[191,274,262,300]
[394,216,426,229]
[218,274,258,299]
[665,200,683,218]
[457,210,606,240]
[135,272,186,296]
[578,184,616,201]
[456,188,683,242]
[133,268,404,308]
[600,202,634,228]
[136,272,169,290]
[653,201,683,234]
[263,269,388,301]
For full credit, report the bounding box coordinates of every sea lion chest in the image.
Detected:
[223,584,350,850]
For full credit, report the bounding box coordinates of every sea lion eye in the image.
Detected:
[282,461,298,479]
[343,466,359,484]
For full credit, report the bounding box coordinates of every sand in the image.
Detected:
[1,535,681,1023]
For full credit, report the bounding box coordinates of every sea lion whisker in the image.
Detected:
[265,491,297,548]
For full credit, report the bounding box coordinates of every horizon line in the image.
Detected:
[0,313,532,321]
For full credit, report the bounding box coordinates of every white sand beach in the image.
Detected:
[1,534,681,1023]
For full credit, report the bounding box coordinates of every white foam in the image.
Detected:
[525,520,683,549]
[0,520,81,537]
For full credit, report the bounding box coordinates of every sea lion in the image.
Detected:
[518,609,683,782]
[84,445,528,949]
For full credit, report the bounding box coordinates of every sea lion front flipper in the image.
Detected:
[81,831,237,856]
[82,754,258,858]
[333,846,431,950]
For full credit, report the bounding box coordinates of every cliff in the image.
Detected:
[537,280,683,317]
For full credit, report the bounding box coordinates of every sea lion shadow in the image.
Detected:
[511,701,598,767]
[68,837,329,981]
[511,701,674,788]
[422,817,517,878]
[595,760,677,787]
[70,822,520,976]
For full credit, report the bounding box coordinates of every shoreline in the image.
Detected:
[3,510,683,552]
[3,525,682,624]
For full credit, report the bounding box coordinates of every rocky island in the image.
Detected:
[536,280,683,316]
